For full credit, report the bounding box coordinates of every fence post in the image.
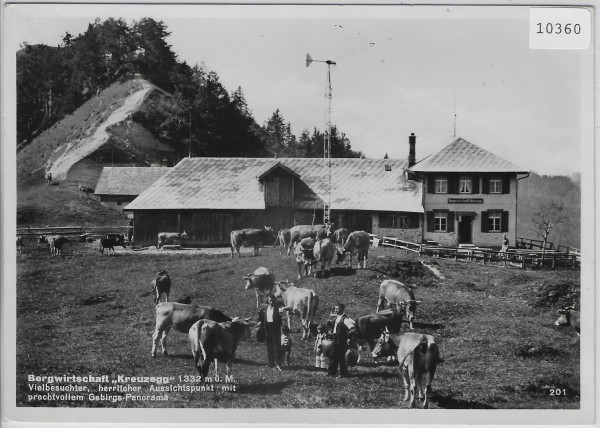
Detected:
[521,255,525,269]
[454,249,458,261]
[572,255,576,270]
[552,254,556,270]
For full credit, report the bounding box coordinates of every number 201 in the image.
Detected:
[549,388,567,396]
[537,23,581,34]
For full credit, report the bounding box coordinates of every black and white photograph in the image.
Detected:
[1,1,596,426]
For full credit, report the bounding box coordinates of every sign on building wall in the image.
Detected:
[448,198,484,204]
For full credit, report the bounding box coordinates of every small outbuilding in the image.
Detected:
[94,167,171,212]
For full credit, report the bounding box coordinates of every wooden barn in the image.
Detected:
[125,157,423,246]
[94,167,171,212]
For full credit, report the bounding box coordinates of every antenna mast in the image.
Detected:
[306,53,336,225]
[453,89,457,138]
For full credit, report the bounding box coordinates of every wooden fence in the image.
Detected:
[380,235,579,270]
[515,236,554,250]
[17,226,129,241]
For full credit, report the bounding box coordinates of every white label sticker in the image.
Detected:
[530,7,591,49]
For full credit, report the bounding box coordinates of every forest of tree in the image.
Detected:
[17,18,360,159]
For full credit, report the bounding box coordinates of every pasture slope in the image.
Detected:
[16,243,580,409]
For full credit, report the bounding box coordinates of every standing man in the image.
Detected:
[328,303,350,377]
[260,295,283,371]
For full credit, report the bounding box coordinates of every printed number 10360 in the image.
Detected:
[536,23,581,35]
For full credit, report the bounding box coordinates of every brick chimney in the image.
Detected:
[408,133,416,167]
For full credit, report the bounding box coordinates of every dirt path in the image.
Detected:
[48,80,154,180]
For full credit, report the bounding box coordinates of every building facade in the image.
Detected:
[119,137,527,248]
[409,138,528,247]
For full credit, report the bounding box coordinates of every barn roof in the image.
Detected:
[126,157,423,213]
[409,138,527,173]
[94,167,171,196]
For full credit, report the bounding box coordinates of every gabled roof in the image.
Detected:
[126,157,423,213]
[94,167,171,196]
[409,138,527,173]
[257,162,301,181]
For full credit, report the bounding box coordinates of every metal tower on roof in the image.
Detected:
[306,53,336,225]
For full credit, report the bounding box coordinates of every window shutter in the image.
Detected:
[481,211,489,232]
[447,211,455,232]
[449,175,459,194]
[410,213,419,229]
[502,176,511,194]
[427,176,435,194]
[427,211,434,232]
[472,175,480,194]
[481,176,489,194]
[501,211,509,232]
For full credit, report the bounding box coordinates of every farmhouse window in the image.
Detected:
[481,210,509,233]
[459,176,472,194]
[489,177,502,193]
[389,215,409,228]
[434,212,447,232]
[435,177,448,194]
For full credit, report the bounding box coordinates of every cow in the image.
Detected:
[99,234,126,255]
[243,267,276,309]
[78,185,94,198]
[274,282,319,340]
[151,271,172,305]
[17,237,24,254]
[39,235,69,257]
[288,224,333,255]
[294,237,315,279]
[354,308,404,352]
[230,227,276,258]
[157,231,189,249]
[151,302,232,357]
[333,228,350,246]
[336,230,371,269]
[274,228,291,256]
[372,332,440,409]
[377,280,421,329]
[312,238,337,277]
[555,306,580,335]
[188,317,254,379]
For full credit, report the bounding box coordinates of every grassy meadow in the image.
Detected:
[16,241,580,409]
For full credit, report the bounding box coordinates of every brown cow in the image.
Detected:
[377,280,421,329]
[230,227,276,258]
[288,224,332,255]
[151,302,231,357]
[294,237,315,279]
[188,317,254,379]
[372,332,440,408]
[243,267,276,308]
[336,230,371,269]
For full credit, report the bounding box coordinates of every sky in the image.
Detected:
[3,3,594,175]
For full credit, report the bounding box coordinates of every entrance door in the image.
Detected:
[458,216,473,244]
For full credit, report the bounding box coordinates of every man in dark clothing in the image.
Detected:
[259,295,283,371]
[328,303,350,377]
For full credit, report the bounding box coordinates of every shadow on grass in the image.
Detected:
[329,267,356,276]
[167,354,193,360]
[238,379,295,395]
[234,358,266,367]
[433,393,496,409]
[411,321,445,330]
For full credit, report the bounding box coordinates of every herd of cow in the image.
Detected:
[24,222,580,409]
[145,223,441,408]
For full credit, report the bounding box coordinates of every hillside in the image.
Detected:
[17,77,180,227]
[517,173,581,248]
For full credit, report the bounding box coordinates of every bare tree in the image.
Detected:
[531,201,567,259]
